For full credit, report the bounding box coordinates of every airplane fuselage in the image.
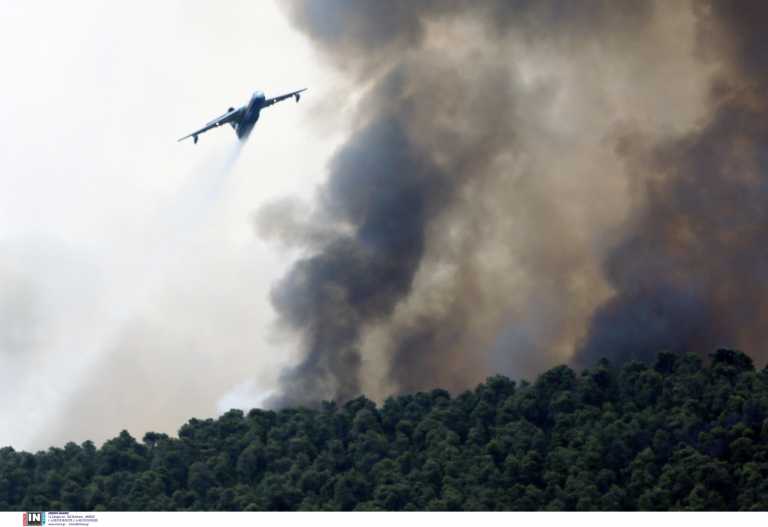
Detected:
[236,91,266,140]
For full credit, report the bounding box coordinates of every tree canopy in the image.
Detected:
[2,350,767,511]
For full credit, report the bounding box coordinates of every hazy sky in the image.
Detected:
[0,1,348,450]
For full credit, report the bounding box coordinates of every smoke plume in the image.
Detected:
[262,0,768,406]
[574,1,768,366]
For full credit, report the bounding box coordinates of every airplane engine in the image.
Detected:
[295,94,301,102]
[227,107,238,130]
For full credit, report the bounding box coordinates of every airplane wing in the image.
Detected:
[178,106,245,143]
[262,88,308,108]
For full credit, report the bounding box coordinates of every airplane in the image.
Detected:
[178,88,307,144]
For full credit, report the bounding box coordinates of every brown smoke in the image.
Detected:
[261,0,766,406]
[574,0,768,366]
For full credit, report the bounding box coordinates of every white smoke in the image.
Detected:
[216,382,276,415]
[0,1,343,450]
[34,142,306,449]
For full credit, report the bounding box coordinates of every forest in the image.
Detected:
[2,349,767,511]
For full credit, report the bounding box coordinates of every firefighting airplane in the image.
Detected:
[178,88,307,144]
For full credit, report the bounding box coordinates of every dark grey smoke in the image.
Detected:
[270,114,444,404]
[264,0,766,406]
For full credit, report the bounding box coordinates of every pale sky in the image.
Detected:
[0,1,348,450]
